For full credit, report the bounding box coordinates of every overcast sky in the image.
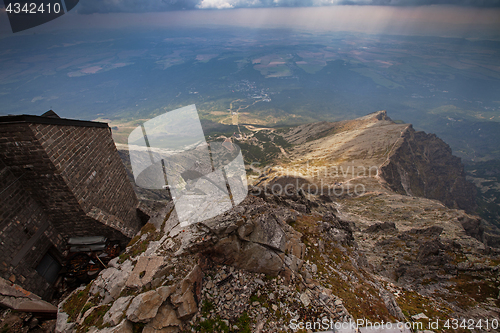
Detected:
[0,1,499,39]
[1,0,500,13]
[73,0,500,13]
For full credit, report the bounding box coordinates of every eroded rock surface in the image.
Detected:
[58,177,499,332]
[57,186,360,332]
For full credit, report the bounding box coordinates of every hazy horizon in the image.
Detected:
[1,6,500,40]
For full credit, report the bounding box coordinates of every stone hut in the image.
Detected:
[0,111,143,299]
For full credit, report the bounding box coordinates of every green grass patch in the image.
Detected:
[120,222,161,263]
[62,283,92,323]
[235,312,252,333]
[397,289,452,333]
[200,300,214,316]
[77,305,111,333]
[447,273,500,308]
[194,316,230,333]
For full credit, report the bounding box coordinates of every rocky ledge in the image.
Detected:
[58,183,499,332]
[56,186,361,333]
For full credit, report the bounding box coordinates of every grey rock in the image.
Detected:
[143,326,180,333]
[103,296,133,326]
[171,288,197,320]
[126,256,165,289]
[248,213,286,252]
[55,310,75,333]
[126,290,163,323]
[237,221,255,241]
[145,303,181,330]
[366,222,397,233]
[201,211,245,236]
[96,319,134,333]
[91,260,133,301]
[458,216,483,242]
[300,293,311,307]
[204,235,284,275]
[169,265,202,320]
[412,313,429,320]
[157,286,173,302]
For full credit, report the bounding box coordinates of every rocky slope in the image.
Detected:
[57,111,500,333]
[338,191,500,323]
[275,111,476,213]
[56,189,360,333]
[57,186,500,333]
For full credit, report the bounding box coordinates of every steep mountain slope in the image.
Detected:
[338,191,499,323]
[379,126,476,213]
[57,112,500,333]
[57,184,499,333]
[264,111,476,213]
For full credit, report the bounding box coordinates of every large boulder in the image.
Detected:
[144,303,181,331]
[458,215,484,242]
[366,222,397,233]
[126,256,165,289]
[171,289,197,320]
[126,290,163,323]
[417,239,449,266]
[204,235,284,276]
[170,265,203,320]
[247,213,286,252]
[90,260,133,302]
[103,296,133,326]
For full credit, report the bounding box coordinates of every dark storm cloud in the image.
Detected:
[76,0,199,14]
[74,0,500,14]
[371,0,500,5]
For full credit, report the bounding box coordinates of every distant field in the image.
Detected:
[0,28,499,162]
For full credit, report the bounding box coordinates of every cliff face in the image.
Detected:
[278,110,476,213]
[380,126,477,213]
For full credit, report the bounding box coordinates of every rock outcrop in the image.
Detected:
[57,111,500,333]
[58,182,500,333]
[271,111,477,213]
[380,125,477,213]
[126,289,164,323]
[56,185,370,332]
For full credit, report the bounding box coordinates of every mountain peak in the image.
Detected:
[262,111,475,212]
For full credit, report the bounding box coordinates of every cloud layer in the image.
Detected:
[74,0,500,13]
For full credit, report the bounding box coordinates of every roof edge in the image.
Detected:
[0,114,109,128]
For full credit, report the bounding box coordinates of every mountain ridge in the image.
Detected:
[56,111,500,333]
[259,110,476,214]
